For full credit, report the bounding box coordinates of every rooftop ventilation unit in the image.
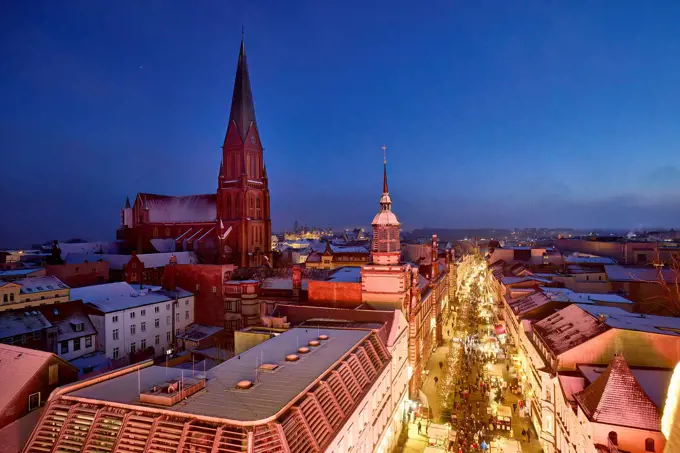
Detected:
[139,377,206,406]
[308,340,320,347]
[235,380,253,390]
[285,354,299,362]
[318,334,329,341]
[297,347,310,354]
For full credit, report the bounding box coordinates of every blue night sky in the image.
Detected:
[2,1,680,246]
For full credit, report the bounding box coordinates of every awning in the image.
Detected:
[494,324,506,335]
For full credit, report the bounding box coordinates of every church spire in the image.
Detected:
[228,31,257,142]
[382,144,389,194]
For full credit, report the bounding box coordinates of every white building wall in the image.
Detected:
[100,296,194,360]
[58,334,97,361]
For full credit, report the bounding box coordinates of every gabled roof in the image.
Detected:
[574,355,662,431]
[533,304,610,355]
[0,345,74,417]
[38,300,97,342]
[136,193,216,223]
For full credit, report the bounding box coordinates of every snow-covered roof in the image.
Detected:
[66,252,198,270]
[604,265,678,282]
[0,310,53,338]
[533,304,611,355]
[329,245,369,254]
[510,292,551,315]
[540,287,634,305]
[371,210,400,226]
[58,242,116,259]
[0,268,44,278]
[150,238,176,253]
[577,304,680,337]
[139,193,216,223]
[501,276,550,285]
[16,276,69,294]
[38,301,97,342]
[71,282,192,313]
[327,267,362,283]
[564,255,616,265]
[577,364,673,410]
[558,375,585,403]
[574,355,664,430]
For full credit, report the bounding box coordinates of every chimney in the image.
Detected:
[292,265,301,300]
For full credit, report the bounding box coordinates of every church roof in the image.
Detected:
[574,355,663,431]
[372,210,400,226]
[228,35,257,142]
[137,193,216,223]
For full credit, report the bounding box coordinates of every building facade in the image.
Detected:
[0,276,70,312]
[72,282,195,361]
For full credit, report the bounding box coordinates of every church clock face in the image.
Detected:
[250,136,256,144]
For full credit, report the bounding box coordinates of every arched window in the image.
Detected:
[10,293,14,302]
[226,195,232,218]
[248,194,254,217]
[2,294,7,303]
[251,153,255,177]
[645,438,655,452]
[255,154,260,178]
[153,227,159,238]
[165,227,170,236]
[608,432,618,446]
[235,195,240,217]
[256,196,261,218]
[246,153,251,176]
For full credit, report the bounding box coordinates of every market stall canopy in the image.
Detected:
[427,423,450,442]
[497,405,512,418]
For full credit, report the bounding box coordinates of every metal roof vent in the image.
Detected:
[286,354,299,362]
[235,380,253,390]
[298,347,310,354]
[308,340,320,347]
[318,334,329,341]
[259,363,279,372]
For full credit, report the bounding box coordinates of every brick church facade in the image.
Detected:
[117,36,271,267]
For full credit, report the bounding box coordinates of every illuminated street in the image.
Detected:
[401,252,543,453]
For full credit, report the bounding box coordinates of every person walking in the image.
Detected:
[418,421,422,435]
[512,402,517,413]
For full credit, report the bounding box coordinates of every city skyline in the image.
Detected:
[3,2,680,246]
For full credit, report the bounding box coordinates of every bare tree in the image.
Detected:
[630,246,680,316]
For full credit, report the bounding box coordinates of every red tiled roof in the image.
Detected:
[574,355,662,431]
[0,345,54,416]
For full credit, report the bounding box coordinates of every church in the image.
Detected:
[117,35,271,267]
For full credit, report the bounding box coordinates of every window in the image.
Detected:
[112,315,119,323]
[176,313,180,323]
[2,294,6,303]
[130,342,136,354]
[130,324,136,335]
[166,304,170,311]
[29,392,41,411]
[609,432,618,446]
[74,322,83,332]
[141,322,146,332]
[33,331,41,340]
[196,284,200,291]
[141,309,146,316]
[645,438,655,452]
[226,195,232,218]
[185,311,189,320]
[212,286,217,294]
[73,337,81,351]
[113,347,119,359]
[48,364,58,385]
[155,335,160,345]
[60,341,69,354]
[85,336,92,348]
[20,335,27,344]
[155,306,160,313]
[165,315,170,326]
[141,339,147,349]
[9,293,14,302]
[167,332,171,341]
[256,196,261,218]
[185,300,189,306]
[154,318,160,328]
[129,311,135,319]
[175,328,180,336]
[112,329,119,340]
